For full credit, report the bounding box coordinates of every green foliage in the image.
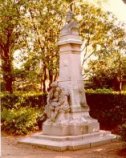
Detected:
[0,0,27,93]
[85,55,126,90]
[19,0,67,92]
[79,2,126,84]
[1,107,43,135]
[86,89,126,129]
[1,92,46,110]
[1,90,126,134]
[86,88,113,93]
[0,0,126,94]
[79,3,126,66]
[1,92,46,135]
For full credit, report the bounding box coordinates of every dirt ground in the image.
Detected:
[1,133,126,158]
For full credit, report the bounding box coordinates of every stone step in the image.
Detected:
[19,130,118,151]
[32,130,111,141]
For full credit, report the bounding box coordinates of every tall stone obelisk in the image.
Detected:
[58,10,88,113]
[20,9,117,150]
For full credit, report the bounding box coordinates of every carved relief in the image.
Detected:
[70,83,89,110]
[78,87,89,110]
[45,82,70,122]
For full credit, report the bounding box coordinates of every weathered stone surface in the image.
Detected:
[42,9,93,137]
[43,111,99,136]
[44,81,70,122]
[60,10,79,36]
[19,130,118,151]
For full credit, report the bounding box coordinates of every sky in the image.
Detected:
[87,0,126,23]
[100,0,126,23]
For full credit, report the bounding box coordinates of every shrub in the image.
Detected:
[1,92,47,110]
[1,107,43,135]
[1,89,126,134]
[1,93,19,109]
[86,89,126,130]
[1,92,46,135]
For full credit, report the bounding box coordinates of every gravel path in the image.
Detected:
[1,133,126,158]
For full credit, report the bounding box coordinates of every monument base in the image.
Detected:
[19,111,118,151]
[19,130,118,151]
[42,112,100,136]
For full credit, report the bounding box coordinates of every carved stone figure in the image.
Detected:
[45,82,70,121]
[61,10,78,36]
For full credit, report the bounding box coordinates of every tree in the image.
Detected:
[19,0,67,93]
[71,2,126,87]
[1,0,125,93]
[77,3,126,66]
[0,0,68,93]
[22,1,125,92]
[85,53,126,90]
[0,0,27,93]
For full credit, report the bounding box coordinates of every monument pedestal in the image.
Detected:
[19,10,117,150]
[20,109,117,151]
[42,112,99,136]
[20,130,117,151]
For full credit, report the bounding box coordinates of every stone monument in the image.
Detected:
[20,8,117,151]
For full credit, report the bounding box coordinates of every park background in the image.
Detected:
[0,0,126,149]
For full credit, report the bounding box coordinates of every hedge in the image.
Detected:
[86,89,126,129]
[1,89,126,134]
[1,92,47,110]
[1,92,46,134]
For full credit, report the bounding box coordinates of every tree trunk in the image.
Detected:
[41,64,47,94]
[2,54,13,93]
[48,69,53,88]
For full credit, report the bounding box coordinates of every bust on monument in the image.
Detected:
[61,10,79,36]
